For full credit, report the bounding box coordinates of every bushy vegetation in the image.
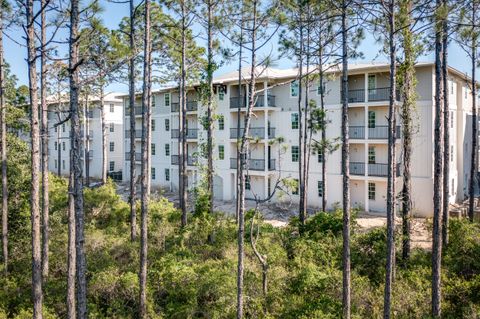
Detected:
[0,168,479,317]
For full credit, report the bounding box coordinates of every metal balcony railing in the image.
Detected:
[125,130,143,139]
[350,162,365,175]
[229,94,276,109]
[368,126,401,139]
[171,155,197,166]
[171,101,198,112]
[230,158,275,171]
[368,87,401,102]
[80,130,93,140]
[230,127,276,139]
[350,126,365,139]
[171,129,198,139]
[125,152,142,161]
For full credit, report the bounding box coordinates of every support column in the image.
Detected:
[365,72,369,103]
[264,175,268,199]
[365,180,369,213]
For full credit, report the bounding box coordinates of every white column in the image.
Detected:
[365,181,369,213]
[364,72,369,103]
[264,176,268,199]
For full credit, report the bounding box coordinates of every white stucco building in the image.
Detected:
[47,92,124,180]
[121,62,476,217]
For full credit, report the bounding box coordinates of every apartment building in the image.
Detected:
[122,62,475,217]
[48,92,124,179]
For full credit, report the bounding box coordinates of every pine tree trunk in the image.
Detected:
[384,2,396,317]
[0,7,8,275]
[40,0,49,280]
[341,1,351,317]
[139,0,152,316]
[67,163,76,319]
[297,10,305,226]
[236,21,243,224]
[468,5,477,222]
[206,0,214,214]
[237,4,257,317]
[179,3,188,227]
[129,0,137,242]
[432,1,444,315]
[318,43,327,212]
[84,96,90,187]
[26,0,43,315]
[442,1,449,247]
[69,0,87,315]
[101,86,107,184]
[57,121,61,176]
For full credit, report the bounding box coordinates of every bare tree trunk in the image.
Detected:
[179,2,188,227]
[468,5,477,222]
[442,1,449,247]
[0,6,8,275]
[139,0,152,316]
[101,86,107,184]
[206,0,214,214]
[26,0,43,315]
[236,13,244,223]
[129,0,137,242]
[237,4,257,317]
[40,0,49,280]
[84,95,90,187]
[69,0,87,315]
[384,2,396,317]
[341,1,351,317]
[67,157,76,319]
[57,116,61,176]
[297,9,305,226]
[432,1,444,316]
[318,48,327,212]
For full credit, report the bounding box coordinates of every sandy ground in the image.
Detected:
[116,182,432,250]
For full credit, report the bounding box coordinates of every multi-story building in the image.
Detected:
[48,92,124,179]
[121,63,476,217]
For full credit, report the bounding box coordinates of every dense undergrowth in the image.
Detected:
[0,173,479,318]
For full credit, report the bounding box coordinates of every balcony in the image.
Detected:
[125,152,142,161]
[171,155,197,166]
[171,129,198,139]
[230,127,276,139]
[341,87,400,103]
[125,130,143,139]
[350,126,401,140]
[80,130,93,140]
[230,158,276,171]
[125,106,143,116]
[171,101,198,112]
[350,162,402,177]
[229,94,276,109]
[81,150,93,160]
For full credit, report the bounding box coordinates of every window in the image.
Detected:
[450,112,454,129]
[451,145,454,162]
[109,161,115,171]
[165,119,170,131]
[109,104,114,113]
[110,142,115,152]
[452,178,455,193]
[218,115,224,130]
[151,96,156,108]
[54,126,57,132]
[450,80,454,93]
[54,142,58,151]
[291,113,299,129]
[368,146,376,164]
[164,93,171,107]
[165,168,170,181]
[165,144,170,156]
[54,160,57,168]
[290,80,299,97]
[292,179,299,195]
[62,124,65,132]
[368,111,376,128]
[291,146,299,162]
[368,74,376,90]
[317,181,323,197]
[218,145,225,160]
[465,87,468,99]
[317,81,326,95]
[152,119,156,131]
[318,151,324,163]
[151,143,156,156]
[109,123,114,132]
[245,176,251,190]
[62,142,66,151]
[151,167,156,180]
[368,182,376,200]
[219,90,225,101]
[62,160,65,169]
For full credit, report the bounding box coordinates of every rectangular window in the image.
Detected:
[219,90,225,101]
[368,182,376,200]
[109,123,114,132]
[109,161,115,171]
[218,115,224,130]
[368,111,376,128]
[164,93,171,107]
[165,119,170,131]
[54,142,57,151]
[54,160,57,168]
[151,143,156,156]
[465,87,468,99]
[54,126,57,132]
[165,168,170,181]
[62,142,66,151]
[165,144,170,156]
[110,104,114,113]
[110,142,115,152]
[318,151,323,163]
[317,181,323,197]
[151,167,156,180]
[450,111,454,129]
[218,145,225,160]
[317,81,326,95]
[62,160,65,169]
[452,178,454,193]
[291,113,299,129]
[151,96,156,108]
[291,146,299,162]
[290,80,299,97]
[245,176,251,190]
[368,146,376,164]
[152,119,156,131]
[368,74,376,90]
[62,124,65,132]
[450,80,454,93]
[451,145,454,162]
[292,179,299,195]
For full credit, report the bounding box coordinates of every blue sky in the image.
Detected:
[3,0,475,93]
